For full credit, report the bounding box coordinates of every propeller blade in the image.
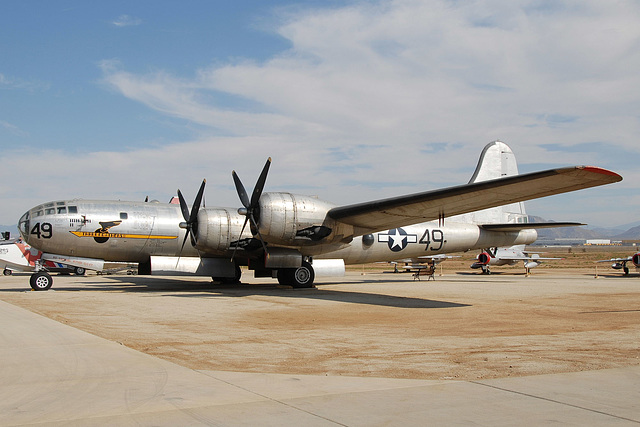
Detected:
[190,179,206,223]
[190,179,206,241]
[250,157,271,208]
[180,232,189,254]
[176,179,206,248]
[177,189,190,223]
[248,213,269,254]
[232,158,272,258]
[232,171,251,209]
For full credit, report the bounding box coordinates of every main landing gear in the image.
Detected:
[276,261,315,288]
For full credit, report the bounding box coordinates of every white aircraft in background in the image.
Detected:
[390,254,459,273]
[470,244,562,275]
[0,238,102,276]
[17,141,621,290]
[388,254,460,281]
[596,253,640,275]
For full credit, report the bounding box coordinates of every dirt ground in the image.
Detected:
[2,247,640,381]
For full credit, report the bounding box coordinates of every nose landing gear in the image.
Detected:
[30,271,53,291]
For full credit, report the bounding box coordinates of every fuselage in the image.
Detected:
[19,199,538,266]
[317,222,537,264]
[18,200,202,262]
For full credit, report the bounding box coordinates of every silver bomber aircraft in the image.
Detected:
[18,141,622,290]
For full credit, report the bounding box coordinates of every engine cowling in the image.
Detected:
[476,251,492,265]
[470,251,491,269]
[633,253,640,267]
[195,208,246,255]
[256,193,336,246]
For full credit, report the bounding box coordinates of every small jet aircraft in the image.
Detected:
[470,244,562,275]
[596,253,640,275]
[0,239,102,276]
[18,141,622,290]
[392,255,459,280]
[390,254,459,273]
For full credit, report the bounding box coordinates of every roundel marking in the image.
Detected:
[377,227,418,252]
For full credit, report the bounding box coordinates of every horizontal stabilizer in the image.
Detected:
[479,222,585,231]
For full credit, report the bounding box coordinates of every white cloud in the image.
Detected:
[100,1,640,151]
[112,14,142,27]
[0,120,28,137]
[3,0,638,226]
[0,73,49,92]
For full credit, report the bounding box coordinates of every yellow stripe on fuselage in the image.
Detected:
[70,231,177,240]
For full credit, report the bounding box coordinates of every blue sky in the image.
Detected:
[1,0,639,227]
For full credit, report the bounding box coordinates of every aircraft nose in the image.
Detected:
[18,210,30,241]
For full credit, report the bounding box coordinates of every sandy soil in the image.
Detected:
[1,263,639,381]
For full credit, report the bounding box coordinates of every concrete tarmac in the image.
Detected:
[1,270,640,426]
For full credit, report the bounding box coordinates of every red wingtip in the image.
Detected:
[581,166,623,181]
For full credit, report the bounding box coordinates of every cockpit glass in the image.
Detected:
[57,207,67,214]
[18,212,30,236]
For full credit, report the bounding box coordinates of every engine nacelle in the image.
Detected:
[195,208,245,255]
[633,253,640,267]
[477,251,492,265]
[470,251,491,269]
[257,192,336,246]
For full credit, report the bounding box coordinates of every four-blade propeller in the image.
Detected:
[231,157,271,260]
[177,179,206,253]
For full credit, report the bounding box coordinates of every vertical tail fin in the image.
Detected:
[459,140,528,224]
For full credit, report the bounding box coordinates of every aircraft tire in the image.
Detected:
[3,268,12,276]
[30,271,53,291]
[624,266,630,275]
[74,267,86,276]
[215,265,242,284]
[276,262,315,288]
[276,268,292,286]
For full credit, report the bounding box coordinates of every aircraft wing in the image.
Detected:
[328,166,621,234]
[496,255,561,261]
[395,254,459,265]
[596,257,633,263]
[42,253,105,272]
